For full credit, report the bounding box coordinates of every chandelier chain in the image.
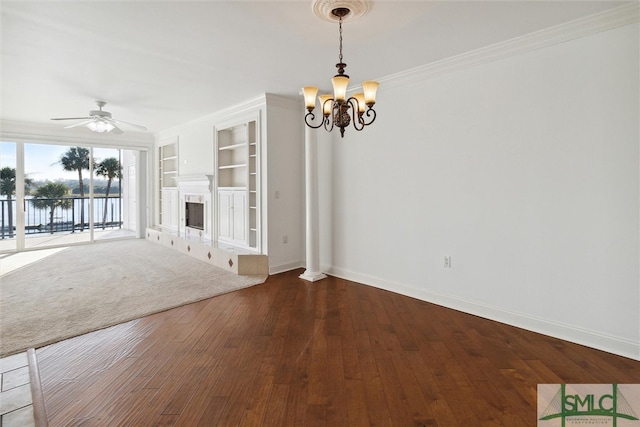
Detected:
[338,16,343,64]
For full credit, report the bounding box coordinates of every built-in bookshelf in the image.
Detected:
[216,118,259,250]
[247,122,258,248]
[159,143,178,188]
[158,141,178,229]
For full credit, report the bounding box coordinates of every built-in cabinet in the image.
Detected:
[218,189,246,245]
[216,117,259,250]
[158,140,178,231]
[161,188,179,231]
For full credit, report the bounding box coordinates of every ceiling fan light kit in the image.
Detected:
[51,100,147,134]
[304,0,379,138]
[86,121,114,133]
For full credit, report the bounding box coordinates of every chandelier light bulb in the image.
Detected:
[362,81,379,106]
[303,86,319,111]
[319,94,333,117]
[331,75,349,102]
[353,93,366,114]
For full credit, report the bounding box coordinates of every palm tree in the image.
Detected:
[31,182,73,234]
[0,167,32,238]
[95,157,122,228]
[59,147,90,230]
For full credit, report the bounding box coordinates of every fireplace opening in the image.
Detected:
[185,202,204,230]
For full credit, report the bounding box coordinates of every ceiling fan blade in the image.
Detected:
[112,118,147,131]
[110,124,124,135]
[52,101,146,134]
[51,116,92,121]
[64,120,94,129]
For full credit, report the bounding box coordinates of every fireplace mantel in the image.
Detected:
[175,174,214,193]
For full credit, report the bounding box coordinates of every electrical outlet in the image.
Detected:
[282,235,288,244]
[444,256,452,268]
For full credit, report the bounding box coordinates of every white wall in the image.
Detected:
[264,99,306,273]
[319,23,639,360]
[175,123,215,177]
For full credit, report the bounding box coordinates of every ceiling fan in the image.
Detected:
[51,101,147,134]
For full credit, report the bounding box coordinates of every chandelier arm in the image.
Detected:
[323,102,337,132]
[361,107,377,126]
[346,98,365,131]
[305,111,327,129]
[324,115,335,132]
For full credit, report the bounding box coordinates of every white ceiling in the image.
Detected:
[1,1,631,135]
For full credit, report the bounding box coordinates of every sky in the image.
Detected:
[1,142,120,181]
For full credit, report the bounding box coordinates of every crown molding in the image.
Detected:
[0,119,154,149]
[378,2,639,91]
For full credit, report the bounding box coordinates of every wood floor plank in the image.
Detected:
[263,383,290,426]
[195,396,229,426]
[237,375,274,426]
[375,356,418,424]
[307,319,329,405]
[344,379,371,427]
[325,335,348,426]
[34,269,640,426]
[304,403,327,427]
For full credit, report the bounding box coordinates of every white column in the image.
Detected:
[299,125,327,282]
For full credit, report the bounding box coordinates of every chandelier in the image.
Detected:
[302,7,379,138]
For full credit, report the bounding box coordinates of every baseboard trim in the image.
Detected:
[325,266,639,361]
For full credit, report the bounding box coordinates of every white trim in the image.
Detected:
[175,174,214,191]
[299,271,327,282]
[375,3,640,91]
[324,265,640,361]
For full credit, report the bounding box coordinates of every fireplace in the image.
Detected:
[175,174,214,241]
[185,202,204,230]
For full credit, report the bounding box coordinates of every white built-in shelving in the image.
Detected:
[158,141,178,230]
[216,118,259,250]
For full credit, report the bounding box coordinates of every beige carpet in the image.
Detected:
[0,239,267,357]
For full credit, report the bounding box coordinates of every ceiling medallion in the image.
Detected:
[312,0,369,22]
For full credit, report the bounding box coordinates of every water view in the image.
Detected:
[1,144,125,240]
[0,195,123,238]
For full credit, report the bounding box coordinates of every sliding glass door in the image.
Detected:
[24,144,92,248]
[93,147,135,242]
[0,141,143,252]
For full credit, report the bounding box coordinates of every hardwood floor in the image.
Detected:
[37,269,639,426]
